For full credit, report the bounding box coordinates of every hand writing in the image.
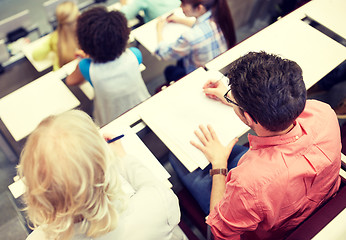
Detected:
[103,133,126,158]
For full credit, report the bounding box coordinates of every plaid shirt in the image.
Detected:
[155,11,228,74]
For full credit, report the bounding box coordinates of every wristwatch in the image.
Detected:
[209,168,228,176]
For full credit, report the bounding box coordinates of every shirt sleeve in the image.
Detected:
[120,154,181,228]
[155,34,192,61]
[129,47,142,65]
[206,177,263,240]
[78,58,92,86]
[121,0,147,20]
[32,35,52,61]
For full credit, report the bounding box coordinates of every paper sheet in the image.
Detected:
[131,8,193,53]
[140,68,249,172]
[100,125,172,188]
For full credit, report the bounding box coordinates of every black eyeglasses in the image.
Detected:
[223,88,240,107]
[223,88,258,123]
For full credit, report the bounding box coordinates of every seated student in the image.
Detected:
[19,110,185,240]
[66,7,150,127]
[155,0,236,83]
[32,1,80,71]
[120,0,180,23]
[169,52,342,239]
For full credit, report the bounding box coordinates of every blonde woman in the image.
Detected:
[32,1,80,70]
[18,110,184,240]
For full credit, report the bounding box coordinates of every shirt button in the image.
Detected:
[295,136,299,140]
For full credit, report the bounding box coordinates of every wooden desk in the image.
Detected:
[205,16,346,89]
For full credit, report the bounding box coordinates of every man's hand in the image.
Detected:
[203,79,229,105]
[190,125,238,169]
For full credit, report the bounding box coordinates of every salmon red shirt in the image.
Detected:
[206,100,341,240]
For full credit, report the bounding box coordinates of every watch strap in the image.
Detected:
[209,168,228,176]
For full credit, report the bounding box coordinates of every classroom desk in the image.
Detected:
[139,68,249,172]
[0,59,93,157]
[21,33,54,72]
[131,8,192,54]
[304,0,346,40]
[205,14,346,90]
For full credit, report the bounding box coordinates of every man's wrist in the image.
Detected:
[210,168,228,176]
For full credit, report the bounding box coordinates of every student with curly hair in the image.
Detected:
[66,7,150,126]
[155,0,236,83]
[19,110,184,240]
[32,1,80,70]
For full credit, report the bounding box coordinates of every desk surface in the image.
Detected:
[305,0,346,40]
[0,57,92,156]
[0,71,80,142]
[21,34,54,72]
[131,8,192,54]
[139,68,249,172]
[205,16,346,89]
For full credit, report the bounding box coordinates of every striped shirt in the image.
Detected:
[155,10,228,74]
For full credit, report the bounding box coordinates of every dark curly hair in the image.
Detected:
[227,51,307,132]
[77,7,130,63]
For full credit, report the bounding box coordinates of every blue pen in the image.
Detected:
[107,134,125,143]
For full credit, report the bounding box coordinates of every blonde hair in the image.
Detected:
[56,1,79,67]
[18,110,127,240]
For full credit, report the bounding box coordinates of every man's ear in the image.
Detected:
[244,111,256,127]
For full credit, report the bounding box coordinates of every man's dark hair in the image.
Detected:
[227,51,307,132]
[77,7,130,63]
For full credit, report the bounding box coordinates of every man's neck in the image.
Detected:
[255,123,295,137]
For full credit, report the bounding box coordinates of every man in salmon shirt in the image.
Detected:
[189,51,341,239]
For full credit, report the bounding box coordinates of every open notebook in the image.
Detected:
[140,68,249,172]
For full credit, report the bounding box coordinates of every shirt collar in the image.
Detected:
[248,121,305,150]
[196,10,212,23]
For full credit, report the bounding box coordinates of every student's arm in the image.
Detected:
[167,14,195,27]
[156,15,195,44]
[121,0,144,20]
[66,58,92,86]
[203,79,232,106]
[32,36,52,61]
[190,125,238,211]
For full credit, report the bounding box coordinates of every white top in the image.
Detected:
[90,49,150,126]
[26,154,185,240]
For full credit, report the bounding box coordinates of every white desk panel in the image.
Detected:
[206,17,346,89]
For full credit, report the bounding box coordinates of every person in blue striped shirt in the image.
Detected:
[155,0,236,83]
